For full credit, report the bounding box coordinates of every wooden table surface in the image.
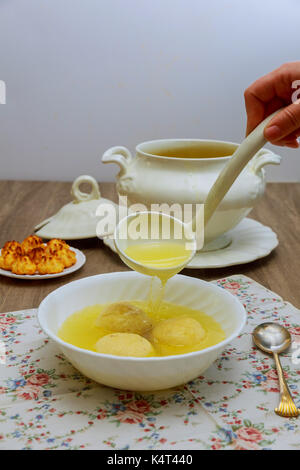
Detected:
[0,181,299,312]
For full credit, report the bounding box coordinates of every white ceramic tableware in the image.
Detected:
[112,112,280,274]
[103,125,281,251]
[34,175,119,240]
[38,272,246,391]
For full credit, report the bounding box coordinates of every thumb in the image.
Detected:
[264,101,300,142]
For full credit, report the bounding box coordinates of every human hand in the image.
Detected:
[244,62,300,148]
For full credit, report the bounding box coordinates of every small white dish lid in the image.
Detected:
[34,175,119,240]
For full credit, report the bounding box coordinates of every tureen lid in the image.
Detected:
[34,175,119,240]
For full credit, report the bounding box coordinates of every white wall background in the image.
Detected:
[0,0,300,182]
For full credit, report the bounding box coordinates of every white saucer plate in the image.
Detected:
[103,218,278,269]
[0,247,86,280]
[187,218,278,269]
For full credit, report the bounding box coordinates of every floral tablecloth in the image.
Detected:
[0,275,300,450]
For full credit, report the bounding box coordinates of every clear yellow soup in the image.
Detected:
[125,242,191,269]
[58,300,225,357]
[149,142,236,159]
[124,241,193,284]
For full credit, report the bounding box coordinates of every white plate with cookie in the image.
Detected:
[0,246,86,280]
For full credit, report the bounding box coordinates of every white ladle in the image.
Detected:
[114,110,281,277]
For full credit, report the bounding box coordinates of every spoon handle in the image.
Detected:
[273,352,300,418]
[202,109,282,228]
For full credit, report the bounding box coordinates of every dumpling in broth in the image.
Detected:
[95,332,154,357]
[95,301,152,335]
[151,317,205,347]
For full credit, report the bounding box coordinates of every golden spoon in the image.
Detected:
[253,322,299,418]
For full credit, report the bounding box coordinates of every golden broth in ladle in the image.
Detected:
[124,241,193,283]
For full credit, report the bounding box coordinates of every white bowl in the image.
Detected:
[38,272,246,391]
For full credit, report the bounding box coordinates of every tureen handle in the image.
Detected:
[71,175,101,203]
[102,146,133,177]
[251,149,282,174]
